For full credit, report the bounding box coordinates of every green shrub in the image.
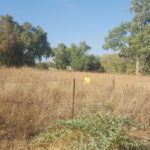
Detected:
[36,62,49,70]
[30,113,149,150]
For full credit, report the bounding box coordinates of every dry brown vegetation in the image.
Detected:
[0,67,150,149]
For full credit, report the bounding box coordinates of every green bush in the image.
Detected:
[101,54,127,73]
[30,113,148,150]
[71,55,103,72]
[36,62,49,70]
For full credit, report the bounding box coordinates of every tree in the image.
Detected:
[131,0,150,26]
[103,0,150,75]
[0,15,24,66]
[0,15,51,66]
[53,41,91,70]
[71,54,102,71]
[70,41,91,70]
[53,42,103,72]
[21,22,51,63]
[52,43,71,69]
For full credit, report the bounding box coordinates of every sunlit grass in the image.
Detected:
[0,67,149,149]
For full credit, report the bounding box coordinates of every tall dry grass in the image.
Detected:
[0,67,149,149]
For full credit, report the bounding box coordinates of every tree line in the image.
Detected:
[52,42,103,71]
[0,0,150,74]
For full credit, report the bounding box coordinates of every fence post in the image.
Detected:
[113,78,115,90]
[72,78,76,118]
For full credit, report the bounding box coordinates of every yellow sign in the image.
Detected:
[84,77,91,84]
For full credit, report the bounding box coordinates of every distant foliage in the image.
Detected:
[71,54,103,71]
[47,61,55,68]
[53,43,71,69]
[36,62,49,70]
[101,54,135,74]
[53,42,104,72]
[30,113,148,150]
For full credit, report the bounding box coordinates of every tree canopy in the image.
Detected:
[53,42,103,72]
[103,0,150,75]
[0,15,51,66]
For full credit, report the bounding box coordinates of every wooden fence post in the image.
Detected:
[113,78,115,90]
[72,78,76,118]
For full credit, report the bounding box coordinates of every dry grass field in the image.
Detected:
[0,67,150,149]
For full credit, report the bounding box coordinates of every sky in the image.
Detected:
[0,0,132,57]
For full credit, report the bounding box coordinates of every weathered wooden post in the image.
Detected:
[72,78,76,118]
[113,78,115,90]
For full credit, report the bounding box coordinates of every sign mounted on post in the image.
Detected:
[84,77,91,84]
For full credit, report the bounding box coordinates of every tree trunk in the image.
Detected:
[135,59,145,75]
[136,60,140,75]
